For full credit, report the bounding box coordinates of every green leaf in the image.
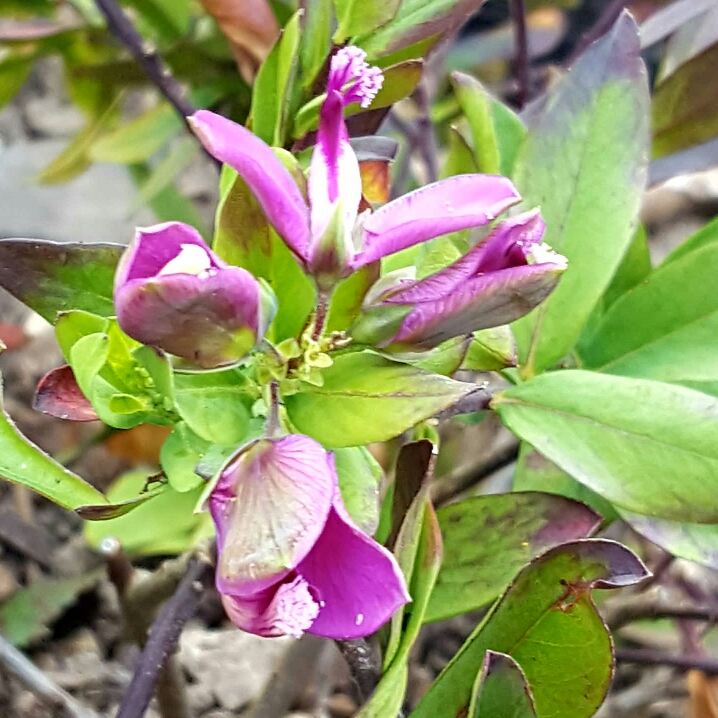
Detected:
[511,12,650,376]
[579,241,718,395]
[425,492,600,622]
[513,443,617,523]
[0,570,104,648]
[653,43,718,158]
[299,0,333,89]
[469,652,538,718]
[461,326,517,371]
[333,0,401,43]
[413,336,471,376]
[292,60,423,139]
[0,374,107,509]
[250,10,302,145]
[173,368,253,445]
[90,103,181,164]
[411,540,648,718]
[0,240,122,323]
[389,501,443,666]
[451,72,501,174]
[602,224,651,309]
[35,97,120,183]
[334,447,383,534]
[354,659,408,718]
[84,469,211,556]
[661,212,718,267]
[326,265,379,333]
[493,370,718,522]
[284,350,475,447]
[356,0,489,57]
[160,422,211,493]
[440,127,479,178]
[0,55,33,112]
[385,441,436,665]
[213,167,315,341]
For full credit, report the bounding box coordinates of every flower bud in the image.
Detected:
[114,222,275,368]
[352,210,567,351]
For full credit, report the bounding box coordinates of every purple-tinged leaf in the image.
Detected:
[469,652,538,718]
[76,484,167,521]
[412,539,649,718]
[0,240,123,323]
[653,43,718,158]
[357,0,489,57]
[512,11,649,375]
[426,492,602,622]
[620,509,718,572]
[33,365,99,422]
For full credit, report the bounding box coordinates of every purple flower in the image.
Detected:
[209,435,410,639]
[114,222,276,368]
[189,47,520,290]
[351,211,568,351]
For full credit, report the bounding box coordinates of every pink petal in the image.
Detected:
[189,110,311,261]
[115,222,215,286]
[383,210,546,305]
[308,91,361,265]
[297,486,410,639]
[220,575,320,638]
[353,175,521,268]
[211,436,335,595]
[33,365,99,422]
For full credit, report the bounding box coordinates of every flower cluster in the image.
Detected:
[111,46,567,639]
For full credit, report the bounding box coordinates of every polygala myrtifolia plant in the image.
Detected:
[4,5,718,717]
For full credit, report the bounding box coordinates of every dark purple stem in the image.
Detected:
[267,381,281,437]
[115,554,214,718]
[510,0,530,109]
[311,291,331,341]
[566,0,628,66]
[93,0,220,168]
[615,648,718,675]
[336,638,382,703]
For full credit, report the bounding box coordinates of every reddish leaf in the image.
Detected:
[33,365,99,422]
[198,0,279,82]
[360,160,391,205]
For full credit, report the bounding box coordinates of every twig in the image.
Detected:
[115,550,215,718]
[413,81,439,184]
[0,633,100,718]
[509,0,530,108]
[431,437,519,507]
[615,647,718,675]
[336,638,382,704]
[101,539,195,718]
[603,588,718,630]
[432,386,493,423]
[566,0,628,66]
[247,635,327,718]
[93,0,220,168]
